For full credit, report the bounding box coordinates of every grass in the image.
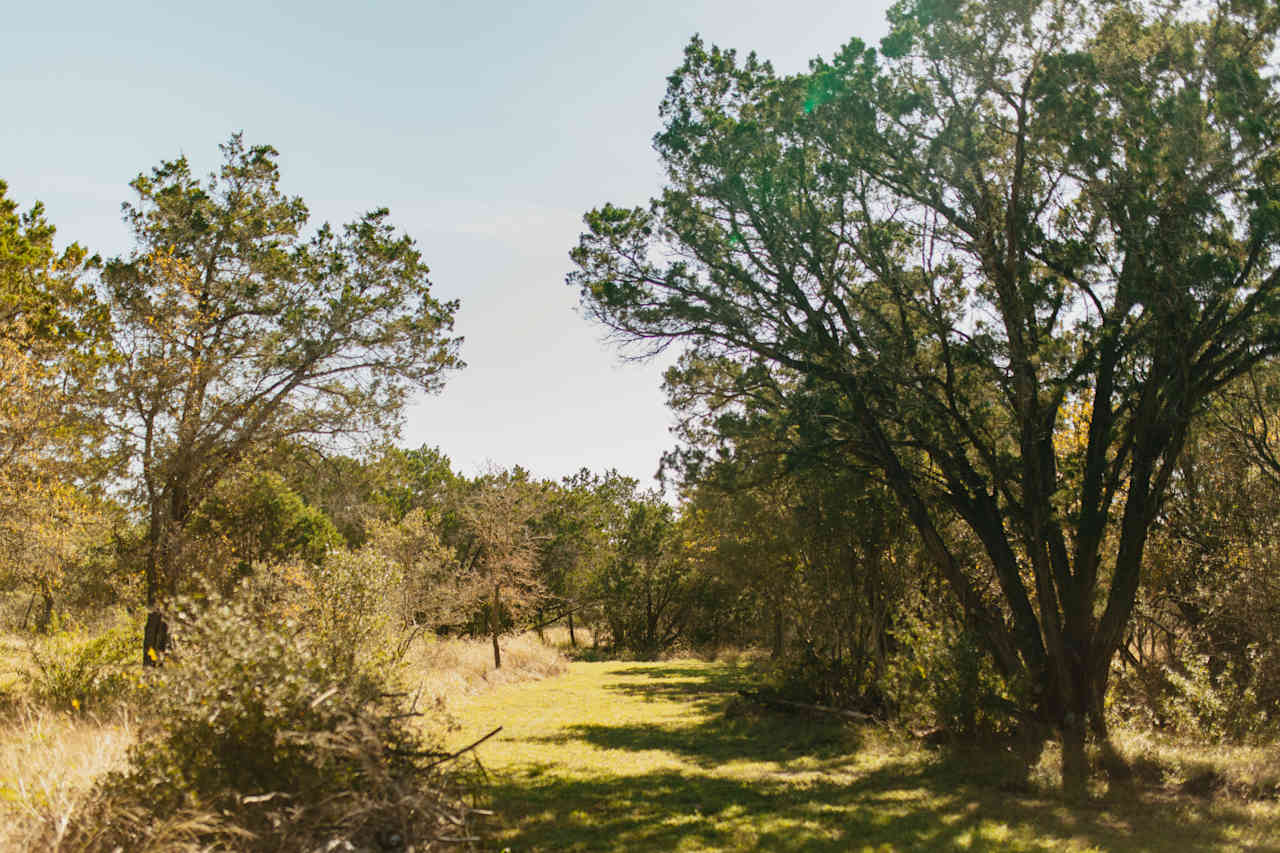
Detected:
[0,627,569,851]
[5,621,1279,852]
[0,705,136,851]
[449,660,1280,852]
[400,629,572,707]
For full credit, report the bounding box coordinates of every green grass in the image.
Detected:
[448,660,1280,852]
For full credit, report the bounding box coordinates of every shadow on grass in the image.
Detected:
[483,756,1265,852]
[601,663,756,699]
[484,757,1266,852]
[482,665,1266,852]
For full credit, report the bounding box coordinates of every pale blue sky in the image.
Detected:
[3,0,894,486]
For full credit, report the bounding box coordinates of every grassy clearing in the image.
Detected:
[402,630,571,707]
[450,660,1280,852]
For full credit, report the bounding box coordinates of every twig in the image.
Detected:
[425,726,503,769]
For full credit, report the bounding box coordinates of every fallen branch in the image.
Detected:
[737,689,876,723]
[425,726,503,769]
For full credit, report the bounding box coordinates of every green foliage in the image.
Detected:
[62,594,477,851]
[186,468,342,588]
[365,505,456,628]
[100,134,462,604]
[598,493,690,657]
[883,617,1021,739]
[0,178,105,355]
[302,546,405,671]
[28,614,140,713]
[1161,655,1271,742]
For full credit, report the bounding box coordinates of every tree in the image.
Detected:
[570,0,1280,793]
[185,467,343,591]
[596,489,691,656]
[0,181,110,630]
[364,506,457,630]
[532,469,632,646]
[101,136,461,662]
[456,470,546,668]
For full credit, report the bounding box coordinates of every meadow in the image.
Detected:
[448,659,1280,852]
[4,625,1280,851]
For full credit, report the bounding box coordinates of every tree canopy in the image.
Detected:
[100,135,462,616]
[571,0,1280,792]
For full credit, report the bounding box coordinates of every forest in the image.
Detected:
[6,0,1280,849]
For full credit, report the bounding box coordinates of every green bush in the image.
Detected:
[883,617,1021,738]
[55,593,481,852]
[303,546,405,670]
[1110,650,1275,741]
[28,613,140,713]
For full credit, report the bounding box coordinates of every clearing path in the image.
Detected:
[447,660,1277,852]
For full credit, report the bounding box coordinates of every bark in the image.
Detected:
[568,611,577,647]
[35,587,54,634]
[143,609,170,668]
[490,582,502,669]
[1060,712,1089,801]
[771,603,784,659]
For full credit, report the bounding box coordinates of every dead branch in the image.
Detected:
[737,689,876,723]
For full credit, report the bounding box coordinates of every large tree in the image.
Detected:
[101,136,461,660]
[570,0,1280,792]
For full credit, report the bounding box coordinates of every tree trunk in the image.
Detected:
[35,586,54,634]
[771,603,784,659]
[490,582,502,669]
[568,611,577,647]
[143,610,170,668]
[1060,713,1088,801]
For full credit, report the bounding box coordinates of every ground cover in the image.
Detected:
[0,628,568,850]
[449,660,1280,852]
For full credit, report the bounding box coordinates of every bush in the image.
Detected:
[303,547,405,670]
[52,594,482,852]
[28,613,140,713]
[883,617,1021,738]
[1110,650,1275,741]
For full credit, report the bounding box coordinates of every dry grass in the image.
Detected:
[0,626,568,852]
[403,630,570,707]
[1112,726,1280,799]
[0,704,136,851]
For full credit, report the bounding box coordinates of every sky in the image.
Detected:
[2,0,895,487]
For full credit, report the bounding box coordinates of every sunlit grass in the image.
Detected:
[0,705,136,851]
[450,660,1280,852]
[401,630,569,708]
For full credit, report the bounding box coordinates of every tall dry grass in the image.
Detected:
[0,705,136,851]
[0,627,571,851]
[404,630,571,707]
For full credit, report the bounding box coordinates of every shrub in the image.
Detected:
[52,594,482,852]
[28,614,140,713]
[302,547,405,671]
[1110,650,1275,741]
[883,617,1021,738]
